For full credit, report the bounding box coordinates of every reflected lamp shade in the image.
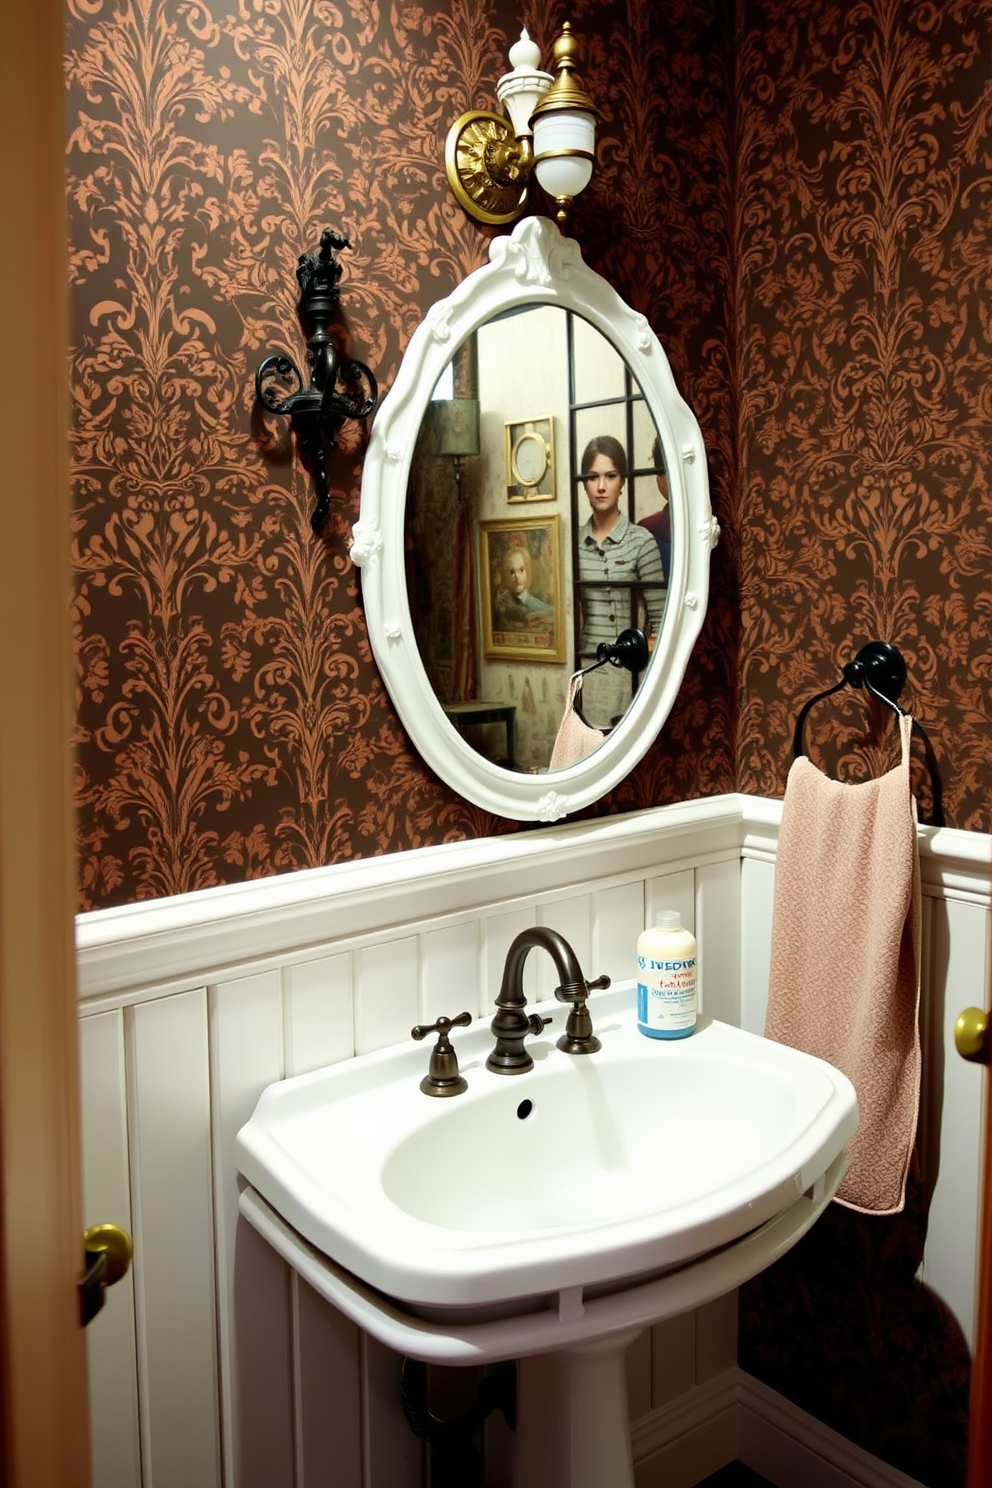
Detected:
[431,399,481,459]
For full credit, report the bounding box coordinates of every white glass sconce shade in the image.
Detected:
[532,109,596,201]
[443,22,596,227]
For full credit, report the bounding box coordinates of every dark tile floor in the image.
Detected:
[695,1463,776,1488]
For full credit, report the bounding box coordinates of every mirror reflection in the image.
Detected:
[404,305,672,774]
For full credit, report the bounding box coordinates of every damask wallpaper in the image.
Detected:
[735,6,987,1482]
[65,0,992,884]
[737,0,992,830]
[66,0,737,909]
[63,1,987,1475]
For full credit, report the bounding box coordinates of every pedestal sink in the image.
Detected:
[236,983,857,1487]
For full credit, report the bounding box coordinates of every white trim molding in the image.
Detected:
[738,1371,928,1488]
[75,794,745,1002]
[77,794,991,1004]
[632,1370,928,1488]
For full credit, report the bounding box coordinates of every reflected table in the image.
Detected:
[442,702,515,767]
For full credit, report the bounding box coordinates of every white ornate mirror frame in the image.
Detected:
[352,216,718,822]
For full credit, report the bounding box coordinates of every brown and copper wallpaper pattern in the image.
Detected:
[736,0,992,827]
[63,0,981,1471]
[735,6,986,1481]
[66,0,737,909]
[66,0,992,879]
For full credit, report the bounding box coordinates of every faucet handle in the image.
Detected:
[411,1011,473,1097]
[554,971,611,1003]
[412,1011,473,1041]
[556,971,610,1056]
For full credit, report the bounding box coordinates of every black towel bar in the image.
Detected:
[792,641,944,828]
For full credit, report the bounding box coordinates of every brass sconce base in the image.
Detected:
[444,23,598,232]
[444,110,530,226]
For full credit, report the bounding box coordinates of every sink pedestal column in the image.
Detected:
[513,1328,643,1488]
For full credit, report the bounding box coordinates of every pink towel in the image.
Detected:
[550,673,605,770]
[765,712,921,1214]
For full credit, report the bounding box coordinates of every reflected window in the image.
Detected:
[566,315,670,729]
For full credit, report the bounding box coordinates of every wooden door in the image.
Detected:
[967,1048,992,1487]
[0,0,91,1483]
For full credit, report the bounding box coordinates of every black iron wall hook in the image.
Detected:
[793,641,944,827]
[255,228,378,534]
[577,628,649,679]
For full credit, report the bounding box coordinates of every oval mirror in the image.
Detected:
[352,217,718,822]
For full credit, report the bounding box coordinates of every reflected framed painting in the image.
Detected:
[479,515,565,663]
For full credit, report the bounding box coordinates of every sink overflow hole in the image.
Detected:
[516,1099,533,1120]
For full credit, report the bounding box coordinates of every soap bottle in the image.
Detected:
[637,910,698,1039]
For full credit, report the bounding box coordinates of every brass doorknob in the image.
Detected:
[79,1222,132,1326]
[955,1007,989,1064]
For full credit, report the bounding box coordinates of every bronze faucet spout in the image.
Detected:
[486,927,610,1073]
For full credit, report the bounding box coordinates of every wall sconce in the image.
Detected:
[255,228,378,534]
[444,23,598,228]
[431,398,481,500]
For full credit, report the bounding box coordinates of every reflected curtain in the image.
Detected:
[451,494,477,702]
[449,339,479,703]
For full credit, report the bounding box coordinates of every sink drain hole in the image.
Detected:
[516,1099,533,1120]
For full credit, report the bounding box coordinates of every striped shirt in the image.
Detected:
[577,513,665,654]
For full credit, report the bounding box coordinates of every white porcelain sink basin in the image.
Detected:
[384,1046,822,1235]
[236,984,857,1313]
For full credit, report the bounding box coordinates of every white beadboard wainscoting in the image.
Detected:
[75,793,990,1488]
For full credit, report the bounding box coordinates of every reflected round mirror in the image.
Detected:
[353,217,718,822]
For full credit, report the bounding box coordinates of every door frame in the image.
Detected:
[0,0,91,1483]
